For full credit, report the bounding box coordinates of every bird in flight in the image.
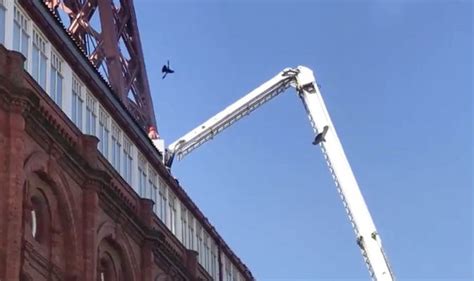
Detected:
[162,60,175,79]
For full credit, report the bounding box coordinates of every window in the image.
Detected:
[72,77,84,130]
[204,232,210,270]
[97,238,133,281]
[98,108,110,157]
[148,169,158,212]
[158,180,167,222]
[111,123,121,170]
[86,94,97,136]
[232,265,238,281]
[225,259,232,281]
[211,243,218,280]
[13,6,29,64]
[122,137,132,183]
[197,224,203,264]
[168,193,177,234]
[50,51,63,106]
[138,154,147,196]
[188,214,194,250]
[32,30,47,89]
[0,1,6,44]
[180,205,188,246]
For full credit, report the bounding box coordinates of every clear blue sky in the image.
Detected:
[135,0,472,280]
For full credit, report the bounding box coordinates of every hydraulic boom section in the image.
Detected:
[165,68,297,167]
[296,67,395,281]
[165,66,395,281]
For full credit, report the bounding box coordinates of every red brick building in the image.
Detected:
[0,1,253,281]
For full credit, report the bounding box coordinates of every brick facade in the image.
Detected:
[0,46,213,281]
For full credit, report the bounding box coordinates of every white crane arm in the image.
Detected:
[164,66,395,281]
[165,68,297,166]
[296,66,395,281]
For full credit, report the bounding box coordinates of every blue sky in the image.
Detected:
[135,0,472,280]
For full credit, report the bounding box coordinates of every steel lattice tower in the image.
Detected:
[44,0,157,133]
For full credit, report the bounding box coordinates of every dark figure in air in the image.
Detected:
[162,60,175,79]
[313,125,329,145]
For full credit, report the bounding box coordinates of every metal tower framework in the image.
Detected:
[44,0,157,131]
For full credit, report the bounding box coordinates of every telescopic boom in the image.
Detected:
[164,66,395,281]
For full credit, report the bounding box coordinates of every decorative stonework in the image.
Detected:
[22,151,80,280]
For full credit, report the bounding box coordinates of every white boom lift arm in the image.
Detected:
[163,66,395,281]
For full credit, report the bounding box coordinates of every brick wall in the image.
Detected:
[0,46,205,281]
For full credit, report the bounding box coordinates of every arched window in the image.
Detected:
[21,165,78,279]
[28,191,50,244]
[97,238,133,281]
